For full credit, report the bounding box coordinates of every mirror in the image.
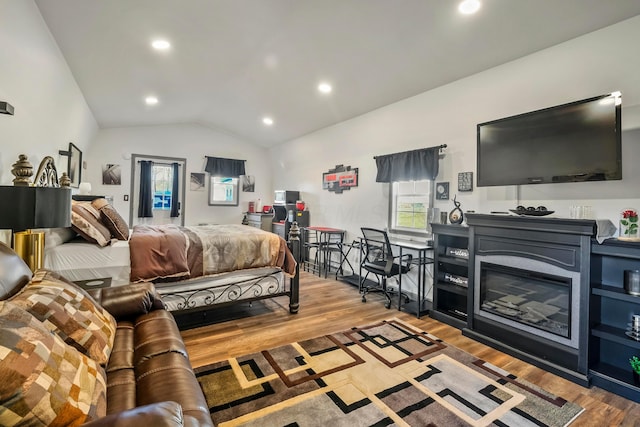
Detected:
[208,176,239,206]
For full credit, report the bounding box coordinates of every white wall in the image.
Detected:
[0,0,97,184]
[85,124,272,226]
[270,15,640,242]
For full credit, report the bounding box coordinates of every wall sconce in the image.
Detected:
[0,101,14,115]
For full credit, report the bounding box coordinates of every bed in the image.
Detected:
[45,223,301,319]
[44,218,301,328]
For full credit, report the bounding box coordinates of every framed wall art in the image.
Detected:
[58,142,82,187]
[322,164,358,194]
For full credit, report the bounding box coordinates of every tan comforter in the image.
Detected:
[129,224,296,282]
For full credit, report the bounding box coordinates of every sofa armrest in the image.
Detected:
[82,401,184,427]
[89,282,165,320]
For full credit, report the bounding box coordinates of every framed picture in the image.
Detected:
[102,164,121,185]
[190,173,205,191]
[436,182,449,200]
[67,143,82,188]
[242,175,255,192]
[209,176,239,206]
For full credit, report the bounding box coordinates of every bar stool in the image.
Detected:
[303,228,322,275]
[320,231,344,278]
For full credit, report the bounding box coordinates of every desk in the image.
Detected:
[304,226,346,278]
[392,238,434,317]
[384,238,434,318]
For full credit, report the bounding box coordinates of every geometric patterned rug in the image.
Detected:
[195,319,584,426]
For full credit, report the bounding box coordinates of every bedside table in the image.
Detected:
[72,277,112,291]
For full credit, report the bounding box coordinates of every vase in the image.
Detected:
[633,371,640,387]
[620,218,639,239]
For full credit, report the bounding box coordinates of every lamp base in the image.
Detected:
[14,230,45,271]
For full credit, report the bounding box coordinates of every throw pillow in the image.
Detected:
[71,202,111,247]
[0,301,107,426]
[9,269,117,365]
[91,198,130,240]
[43,227,77,249]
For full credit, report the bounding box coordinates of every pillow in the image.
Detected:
[43,227,76,249]
[0,300,107,426]
[91,198,130,241]
[71,202,111,247]
[9,269,117,365]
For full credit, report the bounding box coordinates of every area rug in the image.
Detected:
[195,318,584,426]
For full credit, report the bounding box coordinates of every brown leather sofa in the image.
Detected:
[0,242,213,427]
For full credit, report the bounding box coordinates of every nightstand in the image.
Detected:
[73,277,112,291]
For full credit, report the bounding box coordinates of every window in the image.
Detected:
[152,164,173,210]
[208,176,239,206]
[389,180,434,237]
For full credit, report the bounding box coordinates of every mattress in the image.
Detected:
[44,238,131,286]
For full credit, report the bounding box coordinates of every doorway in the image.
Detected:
[129,154,186,227]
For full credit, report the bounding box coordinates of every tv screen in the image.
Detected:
[477,93,622,187]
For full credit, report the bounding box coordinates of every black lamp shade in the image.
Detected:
[0,186,71,231]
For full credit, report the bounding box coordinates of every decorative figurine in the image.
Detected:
[449,195,464,225]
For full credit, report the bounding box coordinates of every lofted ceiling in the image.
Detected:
[35,0,640,147]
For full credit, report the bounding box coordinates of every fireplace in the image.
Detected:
[475,257,580,349]
[464,214,595,385]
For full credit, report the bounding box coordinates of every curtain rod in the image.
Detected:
[204,156,246,162]
[372,144,447,160]
[137,160,182,166]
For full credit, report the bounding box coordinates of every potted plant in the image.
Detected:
[629,356,640,386]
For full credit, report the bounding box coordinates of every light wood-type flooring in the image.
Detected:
[181,272,640,426]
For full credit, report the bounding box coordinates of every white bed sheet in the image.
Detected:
[44,239,131,285]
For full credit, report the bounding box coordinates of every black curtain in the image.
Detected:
[138,160,153,218]
[170,162,180,218]
[375,146,442,182]
[204,156,246,177]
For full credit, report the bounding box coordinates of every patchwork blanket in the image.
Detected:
[129,224,296,282]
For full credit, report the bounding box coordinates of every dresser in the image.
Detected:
[245,213,273,231]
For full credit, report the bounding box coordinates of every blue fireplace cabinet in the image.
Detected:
[432,215,640,403]
[589,239,640,403]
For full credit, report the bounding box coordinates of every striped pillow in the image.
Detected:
[9,270,117,365]
[0,301,107,426]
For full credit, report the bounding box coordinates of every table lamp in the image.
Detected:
[0,185,71,270]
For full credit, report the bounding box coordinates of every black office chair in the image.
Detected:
[359,227,412,309]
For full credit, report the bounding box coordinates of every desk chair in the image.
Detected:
[360,227,412,309]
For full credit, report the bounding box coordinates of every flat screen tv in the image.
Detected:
[477,93,622,187]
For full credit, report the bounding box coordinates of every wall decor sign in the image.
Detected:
[458,171,473,192]
[322,164,358,194]
[436,182,449,200]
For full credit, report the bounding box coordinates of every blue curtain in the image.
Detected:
[204,156,246,177]
[170,162,180,217]
[375,146,441,182]
[138,160,153,218]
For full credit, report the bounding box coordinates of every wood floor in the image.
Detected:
[181,272,640,426]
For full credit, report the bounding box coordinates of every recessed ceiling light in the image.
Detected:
[458,0,481,14]
[145,96,159,105]
[262,117,274,126]
[318,82,332,94]
[151,39,171,50]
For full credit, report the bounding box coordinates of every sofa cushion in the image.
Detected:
[71,202,112,247]
[9,270,117,365]
[91,198,130,241]
[0,300,107,426]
